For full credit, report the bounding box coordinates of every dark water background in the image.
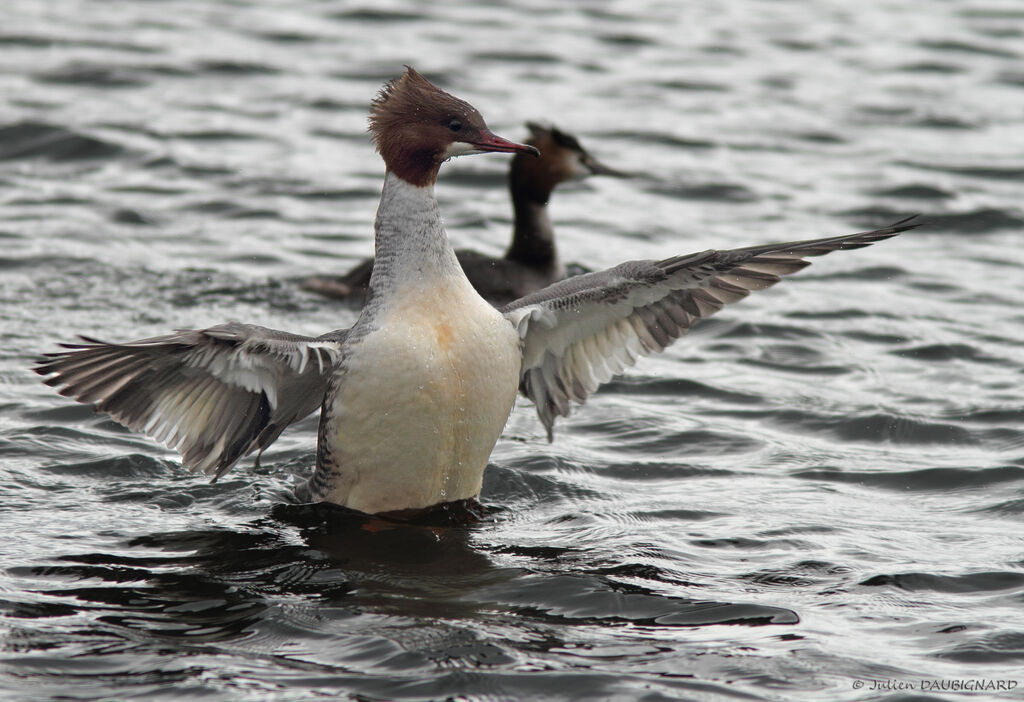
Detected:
[2,1,1024,700]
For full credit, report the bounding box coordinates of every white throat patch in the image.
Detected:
[442,141,482,159]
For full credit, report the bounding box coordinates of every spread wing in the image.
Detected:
[35,322,346,480]
[502,216,919,438]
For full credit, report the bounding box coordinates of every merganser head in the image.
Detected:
[369,67,539,187]
[511,122,628,203]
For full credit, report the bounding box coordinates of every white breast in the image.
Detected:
[320,277,522,513]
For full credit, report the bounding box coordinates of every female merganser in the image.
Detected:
[302,122,626,306]
[36,68,918,516]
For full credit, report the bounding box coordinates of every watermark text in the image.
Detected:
[852,678,1018,692]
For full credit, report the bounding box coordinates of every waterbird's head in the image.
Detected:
[512,122,629,203]
[369,67,539,187]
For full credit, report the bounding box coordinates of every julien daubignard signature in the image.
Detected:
[853,678,1018,692]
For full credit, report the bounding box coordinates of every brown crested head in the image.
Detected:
[369,67,539,187]
[511,122,627,203]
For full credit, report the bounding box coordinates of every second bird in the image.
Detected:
[303,122,626,306]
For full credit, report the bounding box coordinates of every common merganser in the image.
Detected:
[36,68,918,516]
[302,122,625,306]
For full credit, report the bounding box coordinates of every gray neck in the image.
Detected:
[366,172,463,308]
[505,189,559,272]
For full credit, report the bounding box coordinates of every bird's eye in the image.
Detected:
[446,118,463,132]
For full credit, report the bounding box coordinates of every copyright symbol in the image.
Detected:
[853,680,864,689]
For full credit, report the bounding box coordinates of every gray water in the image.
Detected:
[2,1,1024,700]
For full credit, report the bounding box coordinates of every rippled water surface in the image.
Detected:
[2,1,1024,700]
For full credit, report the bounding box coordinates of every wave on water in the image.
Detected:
[0,123,126,162]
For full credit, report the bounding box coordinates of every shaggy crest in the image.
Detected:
[373,70,483,145]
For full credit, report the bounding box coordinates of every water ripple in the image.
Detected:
[0,123,126,162]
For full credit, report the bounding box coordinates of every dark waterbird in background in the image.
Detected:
[35,67,919,518]
[302,121,628,306]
